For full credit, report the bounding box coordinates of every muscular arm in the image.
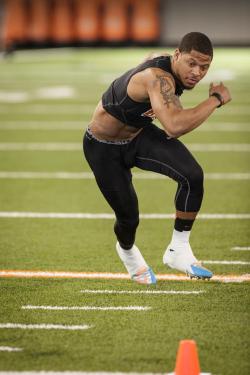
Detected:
[147,68,227,138]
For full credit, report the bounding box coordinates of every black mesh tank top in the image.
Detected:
[102,55,184,129]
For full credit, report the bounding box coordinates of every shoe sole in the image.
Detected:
[164,261,213,281]
[187,264,213,280]
[188,274,212,280]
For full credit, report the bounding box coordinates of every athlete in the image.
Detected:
[83,32,231,284]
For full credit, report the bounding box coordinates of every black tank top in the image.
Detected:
[102,55,184,129]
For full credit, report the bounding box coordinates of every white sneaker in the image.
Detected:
[163,243,213,280]
[116,242,157,284]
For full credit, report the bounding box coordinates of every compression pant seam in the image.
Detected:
[174,184,182,207]
[136,156,190,212]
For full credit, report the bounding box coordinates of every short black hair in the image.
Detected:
[178,32,213,58]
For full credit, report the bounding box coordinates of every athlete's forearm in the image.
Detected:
[166,95,220,137]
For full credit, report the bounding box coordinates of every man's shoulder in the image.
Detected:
[143,67,176,88]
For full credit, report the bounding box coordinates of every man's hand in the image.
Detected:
[209,82,232,106]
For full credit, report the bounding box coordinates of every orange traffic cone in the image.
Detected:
[174,340,200,375]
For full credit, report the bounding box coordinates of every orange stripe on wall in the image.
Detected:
[101,0,129,42]
[74,0,100,42]
[50,0,74,43]
[2,0,28,47]
[130,0,160,42]
[29,0,50,42]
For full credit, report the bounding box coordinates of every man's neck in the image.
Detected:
[170,56,178,80]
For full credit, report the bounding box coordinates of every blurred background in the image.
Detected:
[0,3,249,374]
[0,0,249,52]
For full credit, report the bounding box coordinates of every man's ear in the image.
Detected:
[173,48,181,61]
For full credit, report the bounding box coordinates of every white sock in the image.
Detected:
[170,229,191,246]
[116,243,148,276]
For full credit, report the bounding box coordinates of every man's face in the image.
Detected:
[173,49,212,89]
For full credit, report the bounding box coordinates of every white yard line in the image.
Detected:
[203,173,250,180]
[188,144,250,151]
[22,305,151,311]
[0,270,249,283]
[0,92,29,103]
[0,172,95,179]
[0,323,92,330]
[0,212,250,220]
[0,346,23,352]
[0,143,249,152]
[0,105,92,112]
[0,121,86,130]
[79,289,204,295]
[198,124,250,132]
[0,143,81,151]
[231,246,250,251]
[0,171,249,180]
[203,260,250,265]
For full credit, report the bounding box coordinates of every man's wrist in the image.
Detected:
[210,92,224,108]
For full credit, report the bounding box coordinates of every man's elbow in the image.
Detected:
[163,122,183,138]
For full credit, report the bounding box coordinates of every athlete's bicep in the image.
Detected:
[146,71,182,132]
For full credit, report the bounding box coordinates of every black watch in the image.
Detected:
[210,92,224,108]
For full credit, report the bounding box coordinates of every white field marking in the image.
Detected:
[0,270,249,283]
[0,92,30,103]
[198,124,250,132]
[36,87,75,99]
[0,212,250,220]
[0,142,81,151]
[202,68,235,82]
[188,143,250,152]
[203,260,250,265]
[0,323,92,330]
[0,143,249,152]
[0,121,87,130]
[231,246,250,251]
[0,122,249,133]
[0,88,76,102]
[22,305,151,311]
[79,289,204,295]
[0,105,93,113]
[212,107,250,115]
[0,346,23,352]
[0,171,249,181]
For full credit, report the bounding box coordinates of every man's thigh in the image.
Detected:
[84,134,138,218]
[133,124,201,181]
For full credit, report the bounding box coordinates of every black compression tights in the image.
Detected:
[83,124,204,249]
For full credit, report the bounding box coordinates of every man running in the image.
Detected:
[83,32,231,284]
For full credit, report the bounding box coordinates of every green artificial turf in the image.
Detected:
[0,47,249,374]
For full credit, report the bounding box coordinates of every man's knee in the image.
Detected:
[188,163,204,190]
[114,216,139,249]
[115,215,139,231]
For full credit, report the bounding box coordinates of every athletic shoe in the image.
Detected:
[116,242,157,284]
[132,266,157,284]
[163,243,213,280]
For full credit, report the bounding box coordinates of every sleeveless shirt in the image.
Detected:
[102,55,184,128]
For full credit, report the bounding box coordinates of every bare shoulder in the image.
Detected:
[128,67,176,104]
[145,68,182,109]
[144,67,175,90]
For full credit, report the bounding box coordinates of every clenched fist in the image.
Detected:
[209,82,232,106]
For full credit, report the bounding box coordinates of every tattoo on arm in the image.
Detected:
[153,74,182,109]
